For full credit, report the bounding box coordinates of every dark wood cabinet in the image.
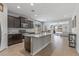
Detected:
[30,21,33,28]
[8,34,23,46]
[20,17,26,23]
[28,21,33,28]
[8,15,34,28]
[8,15,33,46]
[20,17,33,28]
[8,15,15,28]
[14,17,21,28]
[8,15,21,28]
[69,34,76,48]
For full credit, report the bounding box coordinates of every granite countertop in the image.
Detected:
[23,32,51,37]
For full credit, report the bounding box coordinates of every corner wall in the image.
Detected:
[72,4,79,53]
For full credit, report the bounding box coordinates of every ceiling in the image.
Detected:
[6,3,77,22]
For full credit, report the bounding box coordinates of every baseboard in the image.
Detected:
[31,41,50,55]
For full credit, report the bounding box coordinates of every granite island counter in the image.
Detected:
[23,32,51,55]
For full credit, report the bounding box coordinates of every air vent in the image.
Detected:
[31,10,35,12]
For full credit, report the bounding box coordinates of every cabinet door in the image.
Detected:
[20,17,33,28]
[8,16,15,28]
[8,34,22,46]
[14,18,21,28]
[30,21,33,28]
[26,20,33,28]
[8,16,21,28]
[20,17,25,28]
[24,37,31,52]
[20,17,25,23]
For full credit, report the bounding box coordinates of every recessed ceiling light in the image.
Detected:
[64,15,67,17]
[17,6,21,9]
[35,15,37,16]
[64,15,68,17]
[30,3,34,6]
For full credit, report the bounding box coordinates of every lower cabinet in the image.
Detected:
[8,34,23,46]
[24,37,31,52]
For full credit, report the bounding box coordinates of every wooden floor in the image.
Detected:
[0,35,78,56]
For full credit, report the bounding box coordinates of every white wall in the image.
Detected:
[62,24,70,33]
[0,4,8,51]
[74,4,79,53]
[67,4,79,53]
[76,16,79,53]
[43,21,70,33]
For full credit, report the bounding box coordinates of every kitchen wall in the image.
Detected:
[73,4,79,53]
[0,4,8,51]
[63,4,79,53]
[8,12,20,17]
[43,20,71,33]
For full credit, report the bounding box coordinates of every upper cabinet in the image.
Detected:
[8,15,33,28]
[8,15,14,28]
[8,15,21,28]
[14,17,21,28]
[20,17,33,28]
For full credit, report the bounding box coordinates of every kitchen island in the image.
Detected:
[23,32,51,55]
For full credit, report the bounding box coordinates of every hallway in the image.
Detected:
[0,35,78,56]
